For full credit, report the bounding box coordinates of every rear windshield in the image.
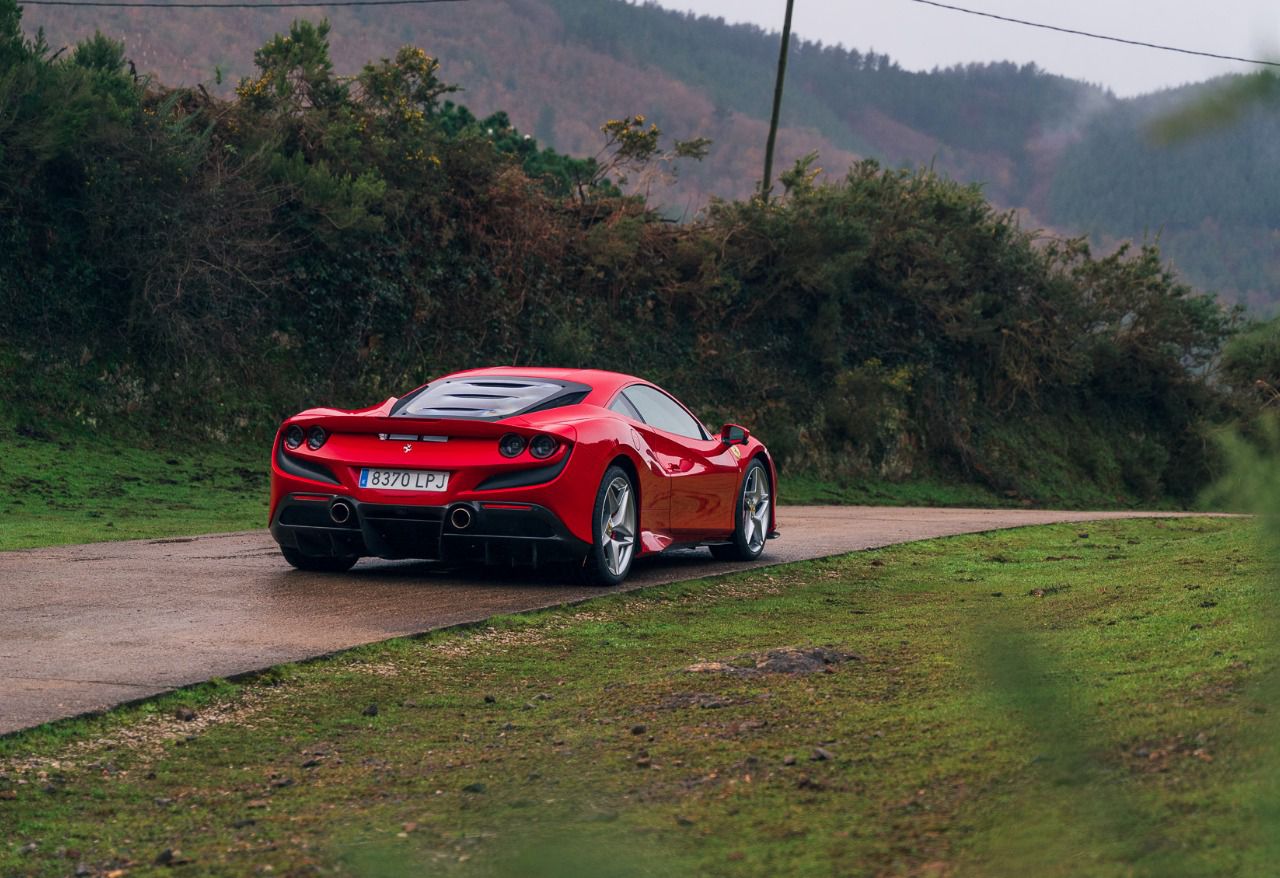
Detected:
[393,377,590,421]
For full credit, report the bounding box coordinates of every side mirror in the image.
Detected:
[720,424,749,445]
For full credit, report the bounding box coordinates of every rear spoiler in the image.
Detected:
[283,411,577,442]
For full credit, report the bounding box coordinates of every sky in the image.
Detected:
[651,0,1280,97]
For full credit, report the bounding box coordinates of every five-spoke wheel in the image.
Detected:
[581,465,638,586]
[711,458,771,562]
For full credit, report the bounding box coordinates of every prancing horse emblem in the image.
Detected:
[403,443,413,453]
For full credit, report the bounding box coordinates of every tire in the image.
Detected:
[579,465,638,587]
[710,458,771,562]
[280,545,359,573]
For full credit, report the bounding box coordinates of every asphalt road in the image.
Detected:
[0,506,1215,735]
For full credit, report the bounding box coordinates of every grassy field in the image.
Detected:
[1,517,1272,876]
[1,426,1181,551]
[782,472,1013,508]
[0,428,268,550]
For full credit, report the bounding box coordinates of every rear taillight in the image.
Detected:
[529,434,558,459]
[307,427,328,450]
[499,433,526,458]
[284,425,304,450]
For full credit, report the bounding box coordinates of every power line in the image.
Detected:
[19,0,1275,68]
[22,0,463,7]
[906,0,1280,69]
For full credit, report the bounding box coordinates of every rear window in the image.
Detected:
[393,377,590,421]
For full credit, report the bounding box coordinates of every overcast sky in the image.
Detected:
[651,0,1279,97]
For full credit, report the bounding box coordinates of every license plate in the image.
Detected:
[359,468,450,492]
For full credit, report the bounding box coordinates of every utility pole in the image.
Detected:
[761,0,796,200]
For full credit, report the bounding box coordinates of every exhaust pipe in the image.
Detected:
[330,500,353,525]
[450,506,474,531]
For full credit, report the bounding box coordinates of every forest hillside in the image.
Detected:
[23,0,1280,307]
[2,0,1254,507]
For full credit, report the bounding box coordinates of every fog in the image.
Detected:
[652,0,1279,97]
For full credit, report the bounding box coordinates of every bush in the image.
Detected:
[0,2,1244,504]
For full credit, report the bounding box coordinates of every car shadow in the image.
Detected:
[266,545,737,593]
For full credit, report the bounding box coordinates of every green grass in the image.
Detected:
[2,424,1181,553]
[1,517,1272,876]
[0,428,267,550]
[783,471,1016,507]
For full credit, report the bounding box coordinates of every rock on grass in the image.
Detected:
[683,646,860,676]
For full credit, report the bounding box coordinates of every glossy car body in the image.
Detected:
[269,367,778,574]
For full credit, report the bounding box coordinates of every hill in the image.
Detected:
[19,0,858,214]
[20,0,1280,305]
[1048,79,1280,311]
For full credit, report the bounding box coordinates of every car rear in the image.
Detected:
[270,375,595,566]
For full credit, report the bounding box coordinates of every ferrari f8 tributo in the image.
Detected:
[269,367,778,585]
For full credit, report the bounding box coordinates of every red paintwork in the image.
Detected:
[269,367,778,553]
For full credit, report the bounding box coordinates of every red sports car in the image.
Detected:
[269,367,778,585]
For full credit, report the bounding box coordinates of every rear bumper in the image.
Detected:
[269,493,591,565]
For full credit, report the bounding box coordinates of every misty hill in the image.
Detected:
[1049,81,1280,310]
[22,0,1280,306]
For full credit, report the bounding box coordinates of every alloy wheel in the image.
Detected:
[742,465,770,554]
[600,475,637,577]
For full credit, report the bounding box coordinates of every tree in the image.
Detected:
[573,114,709,203]
[236,19,347,113]
[0,0,33,67]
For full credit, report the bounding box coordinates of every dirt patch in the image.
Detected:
[1123,733,1216,774]
[684,646,860,677]
[429,626,553,659]
[0,690,273,781]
